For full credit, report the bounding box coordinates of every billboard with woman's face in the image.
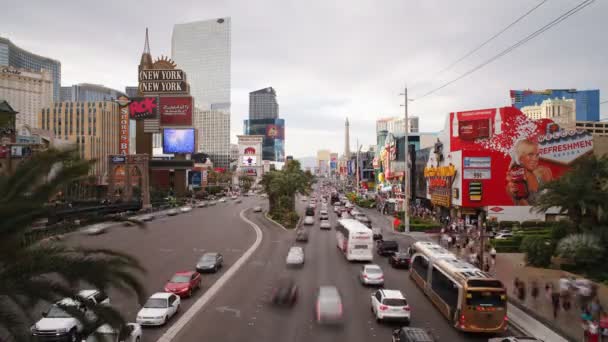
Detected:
[449,106,594,207]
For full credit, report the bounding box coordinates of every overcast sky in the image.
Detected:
[3,0,607,158]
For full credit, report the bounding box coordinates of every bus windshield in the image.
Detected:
[466,291,506,307]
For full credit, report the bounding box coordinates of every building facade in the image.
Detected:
[194,108,230,168]
[172,18,231,111]
[576,121,608,137]
[125,86,139,98]
[0,37,61,101]
[0,66,53,130]
[376,116,420,134]
[511,89,600,122]
[249,87,278,119]
[243,118,285,161]
[317,149,330,177]
[60,83,125,102]
[38,101,120,184]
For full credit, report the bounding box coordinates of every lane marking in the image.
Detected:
[156,208,263,342]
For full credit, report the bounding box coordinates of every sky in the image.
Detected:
[3,0,607,158]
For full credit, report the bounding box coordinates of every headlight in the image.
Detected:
[30,326,36,333]
[155,316,164,319]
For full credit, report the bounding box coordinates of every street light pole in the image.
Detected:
[400,86,411,233]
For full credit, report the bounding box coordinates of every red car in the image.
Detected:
[164,271,201,298]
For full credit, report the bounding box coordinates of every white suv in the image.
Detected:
[371,289,410,324]
[32,289,110,342]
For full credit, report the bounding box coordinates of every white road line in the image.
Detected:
[156,208,263,342]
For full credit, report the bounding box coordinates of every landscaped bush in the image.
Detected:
[521,236,554,267]
[498,221,519,229]
[492,238,521,253]
[557,234,605,268]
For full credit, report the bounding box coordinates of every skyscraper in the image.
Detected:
[171,18,231,111]
[0,37,61,101]
[193,108,230,168]
[249,87,278,119]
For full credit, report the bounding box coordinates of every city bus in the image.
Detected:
[409,241,508,333]
[335,219,373,261]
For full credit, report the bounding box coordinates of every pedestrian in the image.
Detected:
[590,298,603,321]
[517,280,527,302]
[563,290,572,312]
[514,277,521,296]
[531,280,539,301]
[545,282,554,302]
[490,246,497,261]
[551,289,561,319]
[483,261,490,272]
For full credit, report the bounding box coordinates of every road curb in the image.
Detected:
[156,208,264,342]
[263,212,295,231]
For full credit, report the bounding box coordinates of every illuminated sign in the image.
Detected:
[242,156,257,166]
[118,97,130,155]
[138,69,188,95]
[129,97,158,120]
[159,97,193,126]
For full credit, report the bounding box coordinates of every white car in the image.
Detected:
[82,323,142,342]
[320,209,328,216]
[179,206,192,213]
[32,290,110,341]
[196,201,208,208]
[136,292,180,326]
[320,219,331,230]
[303,216,314,225]
[494,233,513,240]
[359,264,384,286]
[371,289,410,324]
[219,198,227,203]
[286,246,304,266]
[166,209,179,216]
[253,206,262,213]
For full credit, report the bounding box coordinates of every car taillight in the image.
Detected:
[403,305,410,311]
[504,315,509,322]
[316,301,320,321]
[363,274,368,279]
[338,303,343,316]
[379,276,384,280]
[459,314,466,328]
[379,305,388,311]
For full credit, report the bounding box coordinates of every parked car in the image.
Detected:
[359,264,384,286]
[271,277,298,307]
[82,323,142,342]
[136,293,180,326]
[389,252,411,269]
[166,209,179,216]
[377,240,399,256]
[391,327,435,342]
[196,252,224,273]
[371,289,410,324]
[164,271,201,297]
[32,290,110,342]
[179,206,192,213]
[493,233,514,240]
[315,286,343,324]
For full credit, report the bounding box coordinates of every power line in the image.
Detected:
[435,0,547,76]
[416,0,597,100]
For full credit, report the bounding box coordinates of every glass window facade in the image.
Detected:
[244,118,285,161]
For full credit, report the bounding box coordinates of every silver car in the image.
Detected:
[303,216,314,225]
[359,264,384,286]
[315,286,343,324]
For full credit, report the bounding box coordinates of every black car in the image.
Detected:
[376,240,399,256]
[372,228,383,240]
[305,207,315,216]
[295,229,309,242]
[389,252,411,269]
[196,252,224,273]
[392,327,435,342]
[271,278,298,307]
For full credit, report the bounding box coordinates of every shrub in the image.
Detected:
[557,234,605,268]
[498,221,518,229]
[521,236,554,267]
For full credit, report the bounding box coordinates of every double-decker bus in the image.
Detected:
[335,219,373,261]
[409,241,508,333]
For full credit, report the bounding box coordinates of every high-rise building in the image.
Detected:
[0,66,52,129]
[511,89,600,122]
[171,18,231,111]
[243,118,285,161]
[249,87,278,120]
[230,143,239,162]
[125,86,139,98]
[194,108,230,168]
[0,37,61,101]
[60,83,125,102]
[38,101,119,183]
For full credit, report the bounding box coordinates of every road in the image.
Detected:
[171,193,512,342]
[65,198,258,342]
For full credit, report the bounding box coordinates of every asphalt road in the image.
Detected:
[171,192,512,342]
[64,197,258,342]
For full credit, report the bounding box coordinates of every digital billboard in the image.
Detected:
[266,124,284,139]
[162,128,195,154]
[242,156,257,166]
[160,97,193,126]
[129,97,158,120]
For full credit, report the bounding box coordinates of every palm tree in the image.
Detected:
[0,148,146,341]
[533,154,608,227]
[239,175,254,193]
[261,160,313,215]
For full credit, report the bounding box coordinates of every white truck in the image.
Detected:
[31,289,110,342]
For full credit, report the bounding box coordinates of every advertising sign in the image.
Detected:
[138,69,188,95]
[244,168,257,176]
[10,146,22,157]
[118,97,130,155]
[265,124,284,139]
[188,171,202,186]
[111,156,126,164]
[244,147,256,155]
[159,97,193,126]
[511,89,600,122]
[242,156,257,166]
[162,128,195,154]
[424,165,456,207]
[129,97,158,120]
[0,146,8,158]
[449,106,595,208]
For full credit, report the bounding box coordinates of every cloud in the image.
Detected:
[3,0,606,159]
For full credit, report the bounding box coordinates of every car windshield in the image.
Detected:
[466,291,506,307]
[46,305,72,318]
[366,267,382,274]
[383,298,407,306]
[144,298,168,308]
[394,252,409,258]
[201,254,216,261]
[170,275,191,283]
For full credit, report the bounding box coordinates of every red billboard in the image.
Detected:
[265,124,284,139]
[449,107,594,208]
[160,97,193,126]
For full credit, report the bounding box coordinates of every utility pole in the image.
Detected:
[356,137,360,194]
[400,86,411,233]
